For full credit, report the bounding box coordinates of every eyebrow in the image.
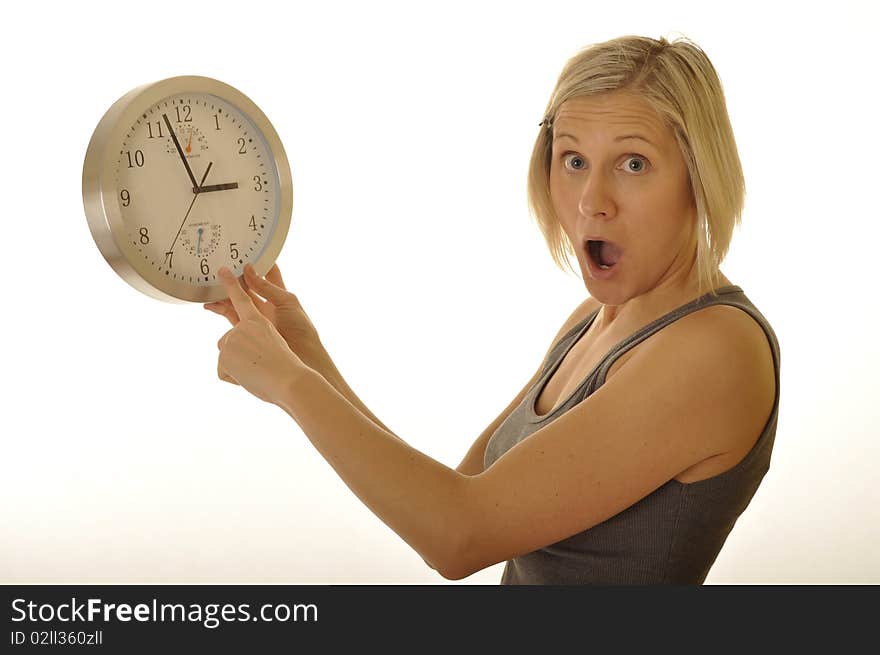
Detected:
[553,132,657,147]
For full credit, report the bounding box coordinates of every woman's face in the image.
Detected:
[549,91,698,305]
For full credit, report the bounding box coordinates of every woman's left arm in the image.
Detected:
[213,267,469,579]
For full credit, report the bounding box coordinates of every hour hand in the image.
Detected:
[162,113,199,191]
[196,182,239,193]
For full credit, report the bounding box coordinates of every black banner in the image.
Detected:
[2,585,875,650]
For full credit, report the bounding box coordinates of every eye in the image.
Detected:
[559,152,650,174]
[624,155,649,173]
[561,153,586,171]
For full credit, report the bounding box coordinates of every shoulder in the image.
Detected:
[628,295,770,358]
[706,300,777,406]
[675,302,774,383]
[641,300,776,451]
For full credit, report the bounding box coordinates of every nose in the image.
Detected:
[577,167,616,219]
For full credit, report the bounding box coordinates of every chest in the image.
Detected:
[534,324,633,418]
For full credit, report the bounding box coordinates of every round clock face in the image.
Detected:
[83,77,293,303]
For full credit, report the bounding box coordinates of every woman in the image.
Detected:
[205,34,780,584]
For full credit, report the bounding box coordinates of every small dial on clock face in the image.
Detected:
[114,93,280,285]
[180,222,222,258]
[163,124,208,158]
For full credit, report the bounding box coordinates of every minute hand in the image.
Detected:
[196,182,239,193]
[162,114,199,191]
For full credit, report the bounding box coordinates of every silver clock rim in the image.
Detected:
[82,75,293,303]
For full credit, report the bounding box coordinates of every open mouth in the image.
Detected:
[586,240,621,270]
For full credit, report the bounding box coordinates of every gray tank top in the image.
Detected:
[483,285,780,584]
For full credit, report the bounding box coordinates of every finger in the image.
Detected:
[217,329,233,350]
[218,361,239,385]
[204,302,239,326]
[226,268,267,316]
[210,298,238,316]
[238,276,261,304]
[244,263,292,305]
[214,302,240,324]
[218,267,258,319]
[265,263,286,290]
[245,288,267,312]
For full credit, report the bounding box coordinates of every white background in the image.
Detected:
[2,0,877,584]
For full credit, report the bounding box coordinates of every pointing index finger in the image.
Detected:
[218,267,257,318]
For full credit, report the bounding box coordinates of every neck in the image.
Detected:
[594,268,730,333]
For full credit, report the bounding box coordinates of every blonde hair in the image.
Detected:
[527,34,745,297]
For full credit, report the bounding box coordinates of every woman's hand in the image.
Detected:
[214,266,307,408]
[204,262,325,368]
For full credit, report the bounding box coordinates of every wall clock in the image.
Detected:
[82,75,293,303]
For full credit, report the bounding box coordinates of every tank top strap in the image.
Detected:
[540,307,601,377]
[587,285,778,397]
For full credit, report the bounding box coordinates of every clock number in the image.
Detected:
[253,176,262,191]
[175,105,192,123]
[164,251,174,268]
[126,150,145,168]
[214,114,221,130]
[248,215,257,231]
[237,138,247,154]
[139,227,150,245]
[201,258,210,276]
[146,121,164,139]
[230,243,239,259]
[120,189,131,207]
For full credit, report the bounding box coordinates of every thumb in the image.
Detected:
[244,263,293,305]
